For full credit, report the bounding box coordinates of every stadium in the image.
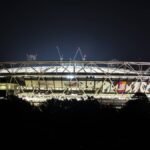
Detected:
[0,59,150,105]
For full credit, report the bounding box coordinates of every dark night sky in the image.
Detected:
[0,0,150,61]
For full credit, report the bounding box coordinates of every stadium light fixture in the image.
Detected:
[66,75,75,79]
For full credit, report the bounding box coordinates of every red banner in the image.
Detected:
[117,81,126,94]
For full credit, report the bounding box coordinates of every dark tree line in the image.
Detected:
[0,92,149,149]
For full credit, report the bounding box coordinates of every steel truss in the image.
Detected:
[0,60,150,101]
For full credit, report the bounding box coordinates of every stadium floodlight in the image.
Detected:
[66,75,75,79]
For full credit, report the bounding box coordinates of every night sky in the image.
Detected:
[0,0,150,61]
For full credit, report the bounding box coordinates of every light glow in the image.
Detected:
[66,75,75,79]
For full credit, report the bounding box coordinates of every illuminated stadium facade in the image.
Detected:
[0,60,150,103]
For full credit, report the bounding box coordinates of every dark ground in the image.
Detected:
[0,93,150,149]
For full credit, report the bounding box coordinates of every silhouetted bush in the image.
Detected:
[121,93,150,117]
[0,93,149,149]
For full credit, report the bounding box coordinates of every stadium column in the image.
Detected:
[38,77,40,91]
[6,77,9,98]
[86,76,88,89]
[45,77,48,91]
[31,77,34,91]
[53,77,55,90]
[94,76,96,91]
[61,77,63,89]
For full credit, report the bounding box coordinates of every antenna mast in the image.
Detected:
[73,47,86,61]
[26,52,37,61]
[56,46,63,61]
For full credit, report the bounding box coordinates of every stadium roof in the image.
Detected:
[0,60,149,75]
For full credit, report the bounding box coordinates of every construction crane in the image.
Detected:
[56,46,63,61]
[73,47,86,61]
[26,53,37,61]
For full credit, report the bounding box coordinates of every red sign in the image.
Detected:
[117,81,126,94]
